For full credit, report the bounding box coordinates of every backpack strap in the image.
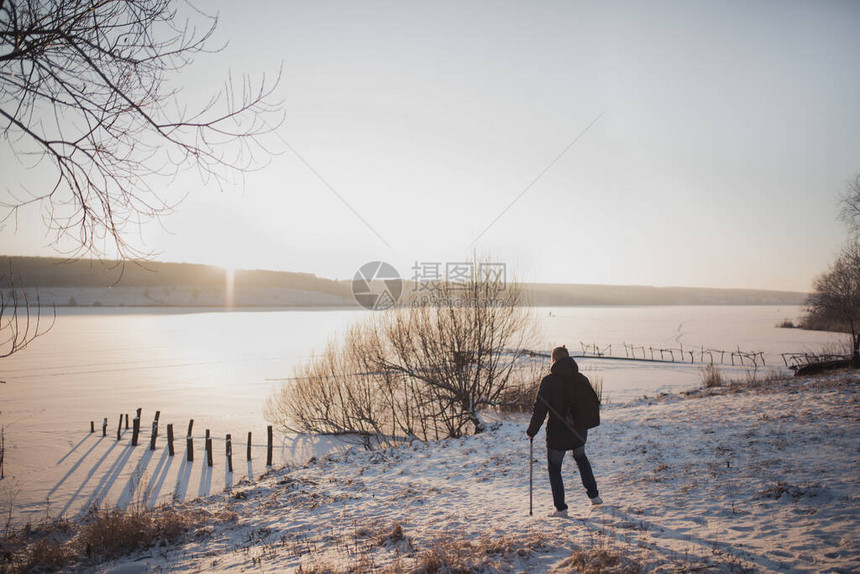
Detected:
[536,392,586,444]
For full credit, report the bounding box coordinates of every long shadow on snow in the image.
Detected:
[56,433,95,466]
[49,435,104,502]
[145,447,174,508]
[116,447,155,510]
[587,505,795,572]
[173,448,194,502]
[72,443,136,516]
[198,461,212,498]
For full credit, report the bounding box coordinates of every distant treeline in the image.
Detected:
[525,283,808,306]
[0,256,350,298]
[0,256,807,306]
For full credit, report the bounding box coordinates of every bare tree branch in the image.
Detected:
[838,173,860,238]
[0,0,282,259]
[0,267,55,360]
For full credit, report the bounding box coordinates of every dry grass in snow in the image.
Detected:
[3,371,858,573]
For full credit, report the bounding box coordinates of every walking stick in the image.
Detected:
[529,436,533,516]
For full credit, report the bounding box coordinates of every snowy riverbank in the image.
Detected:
[32,370,855,573]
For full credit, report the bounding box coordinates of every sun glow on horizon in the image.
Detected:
[224,265,235,308]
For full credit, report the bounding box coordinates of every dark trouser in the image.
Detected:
[547,446,599,511]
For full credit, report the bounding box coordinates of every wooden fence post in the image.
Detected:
[266,425,273,467]
[150,420,158,450]
[90,421,94,433]
[102,417,108,437]
[226,434,233,473]
[167,423,175,456]
[116,414,122,441]
[205,428,210,465]
[132,417,140,446]
[186,419,194,462]
[247,432,252,461]
[125,413,129,430]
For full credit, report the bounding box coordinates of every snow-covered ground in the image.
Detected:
[82,371,859,573]
[4,305,843,529]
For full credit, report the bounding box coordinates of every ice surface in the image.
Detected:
[0,305,845,530]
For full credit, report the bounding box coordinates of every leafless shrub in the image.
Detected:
[77,506,190,560]
[495,360,543,413]
[558,539,642,574]
[1,505,205,572]
[587,372,605,406]
[700,363,724,388]
[413,531,545,573]
[413,538,475,573]
[475,531,545,556]
[375,522,405,547]
[295,561,358,574]
[816,340,854,358]
[266,335,393,450]
[748,368,790,387]
[14,537,76,573]
[267,263,535,445]
[803,240,860,364]
[1,517,75,573]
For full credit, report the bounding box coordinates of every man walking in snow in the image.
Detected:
[527,345,602,517]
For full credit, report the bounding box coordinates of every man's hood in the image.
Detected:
[550,356,579,378]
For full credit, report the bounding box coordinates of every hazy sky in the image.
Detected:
[2,0,859,292]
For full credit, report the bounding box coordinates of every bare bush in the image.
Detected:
[1,505,205,571]
[1,517,76,573]
[266,335,400,450]
[77,506,190,560]
[700,363,724,388]
[267,266,534,445]
[804,240,860,365]
[583,369,605,406]
[558,545,641,574]
[495,361,543,414]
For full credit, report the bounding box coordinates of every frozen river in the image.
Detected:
[0,305,843,524]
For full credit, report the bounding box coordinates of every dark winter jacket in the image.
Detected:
[526,356,599,450]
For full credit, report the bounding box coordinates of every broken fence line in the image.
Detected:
[781,352,853,369]
[524,343,767,367]
[81,407,275,496]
